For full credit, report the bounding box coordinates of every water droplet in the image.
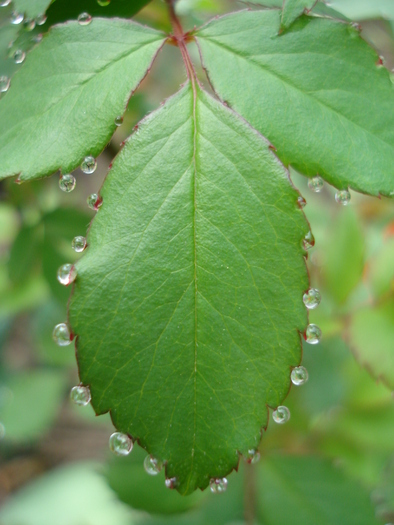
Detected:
[303,288,321,309]
[32,33,43,43]
[97,0,111,5]
[335,189,351,205]
[35,13,47,25]
[0,76,10,92]
[70,385,91,406]
[308,176,324,193]
[87,193,102,210]
[57,263,77,286]
[245,449,260,464]
[210,477,228,494]
[144,455,163,475]
[273,406,290,424]
[0,422,5,440]
[291,366,309,386]
[59,173,76,192]
[302,231,315,251]
[11,11,24,24]
[165,477,177,489]
[109,432,133,456]
[72,236,87,253]
[13,49,25,64]
[377,56,385,68]
[0,0,11,7]
[81,155,97,174]
[348,21,361,34]
[78,12,92,25]
[52,323,72,346]
[297,195,306,208]
[304,323,322,344]
[114,115,123,127]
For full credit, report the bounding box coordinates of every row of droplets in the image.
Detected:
[305,176,351,205]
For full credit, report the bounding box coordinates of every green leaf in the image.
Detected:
[348,298,394,389]
[0,19,165,181]
[196,11,394,196]
[324,0,394,20]
[69,83,309,494]
[12,0,52,19]
[281,0,316,30]
[7,224,42,284]
[256,455,380,525]
[368,237,394,299]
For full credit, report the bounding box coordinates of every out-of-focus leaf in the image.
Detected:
[0,274,49,317]
[7,224,42,284]
[324,0,394,20]
[368,238,394,298]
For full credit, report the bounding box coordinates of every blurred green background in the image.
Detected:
[0,0,393,523]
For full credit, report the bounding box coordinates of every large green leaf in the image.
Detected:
[196,11,394,196]
[12,0,52,19]
[0,19,165,181]
[69,83,309,494]
[281,0,316,30]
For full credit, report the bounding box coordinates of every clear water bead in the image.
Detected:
[57,263,77,286]
[52,323,72,346]
[13,49,25,64]
[70,385,91,406]
[0,76,10,92]
[59,173,76,192]
[72,236,87,253]
[109,432,133,456]
[335,189,351,205]
[144,455,163,475]
[11,11,24,24]
[302,231,315,251]
[33,34,43,43]
[273,406,290,424]
[210,478,228,494]
[87,193,102,210]
[78,12,92,25]
[245,449,260,464]
[291,366,309,386]
[114,115,123,127]
[303,288,321,309]
[97,0,111,5]
[23,18,35,31]
[308,176,324,193]
[165,477,177,489]
[0,0,11,7]
[81,155,97,174]
[36,13,47,25]
[297,196,306,208]
[305,323,322,344]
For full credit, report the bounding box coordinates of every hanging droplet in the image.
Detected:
[273,406,290,424]
[245,449,260,464]
[297,195,306,208]
[376,56,385,68]
[52,323,72,346]
[87,193,102,210]
[59,173,76,192]
[109,432,133,456]
[0,76,10,92]
[348,21,361,37]
[32,33,43,44]
[97,0,111,5]
[0,0,11,7]
[70,385,91,406]
[144,455,163,475]
[165,477,177,489]
[304,323,322,344]
[35,13,47,25]
[114,115,123,127]
[335,189,351,205]
[302,231,315,251]
[291,366,309,386]
[81,155,97,174]
[303,288,321,309]
[78,12,92,25]
[13,49,25,64]
[210,478,228,494]
[72,236,87,253]
[57,263,77,286]
[11,11,24,24]
[308,176,324,193]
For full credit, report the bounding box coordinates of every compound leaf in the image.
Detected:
[0,19,165,181]
[69,83,309,494]
[281,0,316,30]
[196,11,394,196]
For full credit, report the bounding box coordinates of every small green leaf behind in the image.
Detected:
[281,0,316,30]
[0,19,165,181]
[69,83,309,493]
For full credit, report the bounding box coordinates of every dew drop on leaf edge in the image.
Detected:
[115,115,123,127]
[165,477,177,489]
[291,366,309,386]
[11,11,24,24]
[70,385,91,406]
[273,406,290,424]
[210,478,228,494]
[302,231,315,251]
[109,432,133,456]
[305,323,322,344]
[52,323,72,346]
[78,12,92,25]
[23,18,35,31]
[335,189,351,205]
[57,263,77,286]
[245,449,260,464]
[13,49,25,64]
[81,155,97,174]
[0,76,10,93]
[308,176,324,193]
[303,288,321,309]
[87,193,102,211]
[297,195,306,208]
[144,455,163,475]
[72,236,87,253]
[0,0,11,7]
[35,13,47,25]
[59,174,76,193]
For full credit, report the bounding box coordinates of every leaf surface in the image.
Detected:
[69,83,309,494]
[281,0,316,30]
[0,19,165,181]
[196,11,394,196]
[12,0,52,19]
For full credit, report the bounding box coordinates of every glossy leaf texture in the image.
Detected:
[69,82,309,494]
[0,19,165,181]
[281,0,316,30]
[196,10,394,196]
